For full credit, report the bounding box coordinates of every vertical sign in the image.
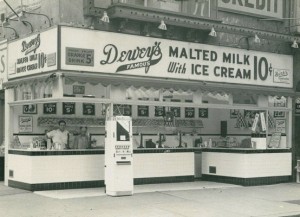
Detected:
[0,40,7,90]
[171,107,181,117]
[19,116,33,133]
[296,97,300,114]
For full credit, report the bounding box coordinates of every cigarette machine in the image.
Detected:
[104,116,133,196]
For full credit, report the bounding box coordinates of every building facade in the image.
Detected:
[0,0,300,190]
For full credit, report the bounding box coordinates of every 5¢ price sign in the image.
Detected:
[43,103,57,114]
[63,102,76,115]
[83,103,95,116]
[199,108,208,118]
[138,105,149,117]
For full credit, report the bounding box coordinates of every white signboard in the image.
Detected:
[8,27,57,79]
[60,27,293,88]
[0,40,7,90]
[218,0,283,19]
[19,116,33,133]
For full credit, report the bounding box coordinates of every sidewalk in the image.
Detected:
[1,181,300,217]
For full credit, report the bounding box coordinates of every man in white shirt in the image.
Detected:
[47,120,70,150]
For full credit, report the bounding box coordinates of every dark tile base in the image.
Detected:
[0,157,4,181]
[8,175,194,191]
[201,174,292,186]
[134,176,194,185]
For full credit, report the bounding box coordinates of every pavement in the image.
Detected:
[1,181,300,217]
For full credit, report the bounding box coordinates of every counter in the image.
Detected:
[201,148,292,186]
[8,148,197,191]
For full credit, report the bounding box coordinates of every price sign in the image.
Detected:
[73,85,85,94]
[155,106,165,117]
[185,107,195,118]
[199,108,208,118]
[113,104,132,116]
[43,103,56,114]
[138,105,149,117]
[170,107,181,117]
[63,102,76,115]
[83,103,95,115]
[274,111,285,118]
[296,97,300,114]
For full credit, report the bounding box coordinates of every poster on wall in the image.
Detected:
[63,102,76,115]
[43,103,56,114]
[276,119,286,134]
[0,40,7,90]
[199,108,208,118]
[137,105,149,117]
[185,107,195,118]
[19,116,33,133]
[296,97,300,114]
[83,103,95,115]
[23,104,37,114]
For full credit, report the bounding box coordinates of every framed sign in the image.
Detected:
[170,107,181,117]
[198,108,208,118]
[23,104,37,114]
[296,97,300,114]
[155,106,165,117]
[43,103,56,114]
[63,102,76,115]
[73,85,85,94]
[274,111,285,118]
[185,107,195,118]
[19,116,33,133]
[113,104,132,116]
[138,105,149,117]
[276,119,286,133]
[83,103,95,115]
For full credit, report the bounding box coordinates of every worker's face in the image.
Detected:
[59,123,66,131]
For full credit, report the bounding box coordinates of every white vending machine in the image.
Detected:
[105,116,133,196]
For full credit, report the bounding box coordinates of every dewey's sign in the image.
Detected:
[218,0,283,19]
[60,27,293,88]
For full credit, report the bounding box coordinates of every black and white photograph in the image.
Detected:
[0,1,300,217]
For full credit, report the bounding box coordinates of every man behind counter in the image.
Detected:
[47,120,70,150]
[73,126,90,149]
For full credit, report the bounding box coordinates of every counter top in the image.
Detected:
[201,148,291,153]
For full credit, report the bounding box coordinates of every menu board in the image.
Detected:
[138,105,149,117]
[63,102,76,115]
[199,108,208,118]
[155,106,165,117]
[83,103,95,115]
[43,103,57,114]
[268,132,281,148]
[170,107,181,117]
[185,107,195,118]
[113,104,132,116]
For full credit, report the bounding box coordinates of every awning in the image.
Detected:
[63,72,295,97]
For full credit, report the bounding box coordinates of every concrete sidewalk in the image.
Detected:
[1,181,300,217]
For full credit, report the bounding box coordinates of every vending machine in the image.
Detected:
[104,116,133,196]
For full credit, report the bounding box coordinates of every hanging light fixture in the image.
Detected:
[254,34,260,43]
[208,27,217,37]
[100,11,109,23]
[158,20,167,30]
[292,39,299,48]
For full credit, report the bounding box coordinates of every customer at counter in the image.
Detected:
[47,120,70,150]
[73,126,90,149]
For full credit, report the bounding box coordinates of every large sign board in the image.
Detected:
[0,40,7,90]
[218,0,283,19]
[8,27,57,79]
[60,27,293,88]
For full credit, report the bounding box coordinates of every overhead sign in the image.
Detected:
[60,27,293,88]
[0,40,7,90]
[218,0,283,19]
[8,27,57,79]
